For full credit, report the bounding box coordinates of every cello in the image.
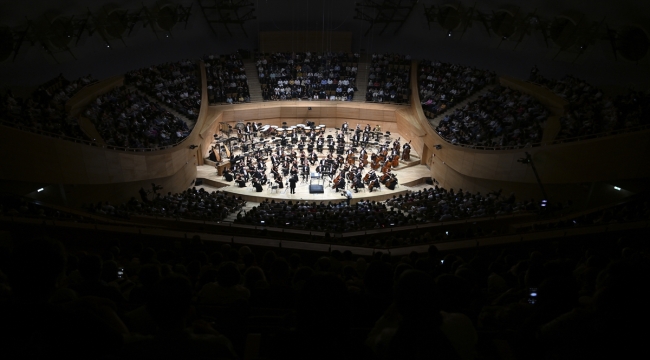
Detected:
[332,173,342,189]
[385,176,397,190]
[381,161,392,174]
[391,154,400,168]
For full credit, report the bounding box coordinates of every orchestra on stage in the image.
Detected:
[210,121,409,194]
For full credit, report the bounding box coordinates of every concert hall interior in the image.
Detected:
[1,1,650,359]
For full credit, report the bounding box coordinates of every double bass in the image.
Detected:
[402,140,411,161]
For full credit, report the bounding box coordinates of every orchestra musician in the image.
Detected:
[342,121,349,133]
[309,151,318,165]
[223,168,234,182]
[385,174,398,190]
[235,175,246,188]
[352,132,360,146]
[253,179,263,192]
[402,141,412,161]
[317,136,324,153]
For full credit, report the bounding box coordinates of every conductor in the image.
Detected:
[289,174,298,194]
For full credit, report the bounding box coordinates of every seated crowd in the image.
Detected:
[386,186,538,221]
[204,52,250,104]
[105,187,246,222]
[84,87,190,148]
[365,53,411,103]
[436,85,548,148]
[2,223,648,359]
[233,185,535,233]
[256,51,359,101]
[125,60,201,121]
[419,60,496,118]
[0,74,97,139]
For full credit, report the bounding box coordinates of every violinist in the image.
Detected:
[223,168,234,182]
[260,173,268,185]
[235,175,246,188]
[317,136,324,153]
[309,151,318,165]
[352,132,360,146]
[336,131,345,143]
[362,131,370,145]
[245,122,252,141]
[252,179,263,192]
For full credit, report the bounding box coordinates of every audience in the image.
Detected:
[125,60,201,121]
[204,52,250,104]
[256,51,359,101]
[93,187,246,222]
[2,221,648,359]
[365,53,410,103]
[436,85,548,148]
[233,186,536,234]
[84,86,190,148]
[419,60,496,118]
[0,74,97,139]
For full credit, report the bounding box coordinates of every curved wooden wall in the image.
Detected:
[197,102,405,158]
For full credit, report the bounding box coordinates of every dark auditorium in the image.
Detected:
[1,1,650,359]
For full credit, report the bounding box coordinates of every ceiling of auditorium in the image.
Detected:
[1,0,649,91]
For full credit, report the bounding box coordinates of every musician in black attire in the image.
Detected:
[289,174,298,194]
[386,174,398,190]
[235,175,246,188]
[223,168,234,182]
[253,179,264,192]
[302,164,310,181]
[334,177,346,191]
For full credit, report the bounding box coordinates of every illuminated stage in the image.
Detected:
[197,128,431,204]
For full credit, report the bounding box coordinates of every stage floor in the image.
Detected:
[198,129,431,204]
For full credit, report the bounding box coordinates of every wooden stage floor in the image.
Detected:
[197,130,431,204]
